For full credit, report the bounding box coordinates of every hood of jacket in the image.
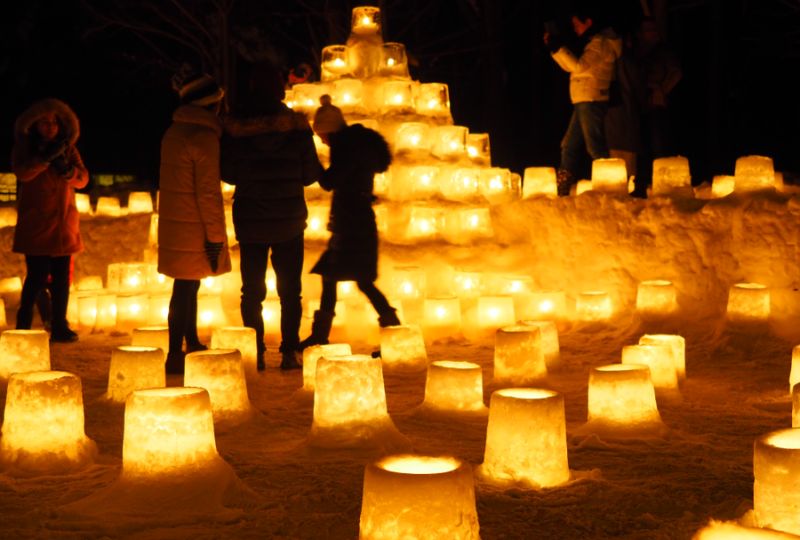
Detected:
[14,98,80,145]
[223,104,311,139]
[172,104,222,137]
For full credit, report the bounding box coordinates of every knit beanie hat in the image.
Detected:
[313,95,346,135]
[172,68,225,106]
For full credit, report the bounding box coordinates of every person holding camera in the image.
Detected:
[159,70,231,374]
[11,98,89,342]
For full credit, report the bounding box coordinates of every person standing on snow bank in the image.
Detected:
[158,70,231,375]
[545,4,622,196]
[11,98,88,343]
[299,95,400,350]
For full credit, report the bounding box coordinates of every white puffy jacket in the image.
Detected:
[552,28,622,104]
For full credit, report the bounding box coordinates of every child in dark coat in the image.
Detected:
[299,95,400,349]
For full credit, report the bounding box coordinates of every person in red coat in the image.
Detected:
[11,98,89,342]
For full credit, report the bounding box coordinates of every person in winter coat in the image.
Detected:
[545,5,622,195]
[159,71,231,374]
[299,95,400,350]
[11,98,89,342]
[221,61,322,371]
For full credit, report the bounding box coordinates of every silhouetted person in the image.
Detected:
[221,61,321,371]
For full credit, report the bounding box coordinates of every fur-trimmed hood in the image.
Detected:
[14,98,80,145]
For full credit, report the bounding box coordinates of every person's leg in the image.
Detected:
[357,280,400,326]
[239,242,269,361]
[16,256,51,330]
[49,256,76,341]
[578,101,610,161]
[558,108,583,195]
[183,280,204,351]
[271,234,304,355]
[166,278,199,374]
[299,278,337,350]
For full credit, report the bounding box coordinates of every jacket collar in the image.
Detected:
[173,105,222,136]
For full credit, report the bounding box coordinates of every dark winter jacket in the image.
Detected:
[11,98,89,256]
[221,105,321,244]
[310,124,391,282]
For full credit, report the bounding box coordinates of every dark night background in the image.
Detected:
[1,0,799,189]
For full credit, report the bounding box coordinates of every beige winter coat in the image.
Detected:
[158,105,231,280]
[552,28,622,104]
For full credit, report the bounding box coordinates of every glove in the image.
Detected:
[204,240,224,273]
[41,140,69,163]
[50,154,75,178]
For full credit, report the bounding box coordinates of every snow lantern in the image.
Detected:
[422,296,462,340]
[473,296,515,336]
[293,83,329,115]
[711,175,735,198]
[309,354,400,447]
[321,44,350,81]
[422,360,486,414]
[753,428,800,535]
[479,388,570,488]
[416,82,451,117]
[351,5,381,34]
[147,213,159,245]
[359,454,480,539]
[407,166,441,199]
[621,344,680,398]
[117,263,149,293]
[332,78,363,112]
[130,326,169,359]
[441,168,480,201]
[586,364,663,434]
[575,179,592,195]
[211,326,258,380]
[106,346,165,403]
[636,279,678,317]
[197,294,227,335]
[301,343,352,392]
[0,298,5,328]
[146,293,170,324]
[395,122,430,154]
[652,156,692,196]
[639,334,686,382]
[466,133,491,165]
[75,192,92,214]
[693,521,798,539]
[0,371,96,472]
[494,325,547,386]
[576,291,613,321]
[790,346,800,395]
[184,349,252,425]
[121,387,220,479]
[382,80,414,113]
[77,275,103,292]
[76,292,97,331]
[519,320,561,369]
[200,275,224,295]
[454,270,482,298]
[735,155,775,192]
[443,207,493,243]
[479,167,515,205]
[0,277,22,299]
[518,290,566,321]
[115,293,148,333]
[0,329,50,381]
[522,167,557,198]
[431,125,467,160]
[127,191,153,214]
[727,283,770,322]
[793,384,800,427]
[405,205,442,241]
[305,203,330,239]
[95,195,121,217]
[379,324,427,373]
[380,42,409,78]
[94,291,117,330]
[591,158,628,194]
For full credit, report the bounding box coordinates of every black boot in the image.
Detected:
[298,310,334,350]
[280,350,302,370]
[378,308,401,328]
[556,168,574,197]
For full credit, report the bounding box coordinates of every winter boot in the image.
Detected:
[165,351,186,375]
[378,308,401,328]
[298,310,334,351]
[280,350,302,370]
[556,168,574,197]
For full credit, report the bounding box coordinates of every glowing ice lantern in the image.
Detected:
[476,296,516,333]
[293,83,329,115]
[94,292,117,330]
[301,343,352,392]
[379,325,427,373]
[408,166,440,199]
[77,275,103,291]
[416,82,450,117]
[146,292,170,324]
[441,168,480,201]
[711,175,735,198]
[466,133,491,165]
[127,191,153,213]
[0,276,22,295]
[422,361,486,414]
[405,206,442,241]
[321,44,349,81]
[450,207,493,242]
[116,293,148,333]
[422,296,462,340]
[359,454,480,540]
[636,279,678,317]
[479,388,570,488]
[518,290,566,321]
[479,167,514,204]
[522,166,557,198]
[520,320,561,369]
[0,329,50,380]
[622,344,679,398]
[394,122,430,154]
[351,5,381,34]
[0,298,5,327]
[591,158,628,194]
[454,270,482,298]
[147,213,159,245]
[576,291,613,321]
[211,326,258,380]
[75,192,92,214]
[0,206,15,228]
[76,292,97,331]
[0,371,96,472]
[95,195,121,217]
[309,354,400,447]
[694,521,798,539]
[585,364,664,435]
[791,345,800,394]
[735,155,775,192]
[639,334,686,382]
[431,125,467,160]
[575,179,592,195]
[130,325,169,360]
[184,349,252,425]
[382,80,414,113]
[494,325,547,385]
[652,156,692,196]
[197,294,227,335]
[117,263,148,293]
[727,283,770,323]
[332,78,363,112]
[307,205,330,241]
[106,346,165,403]
[380,42,409,78]
[753,428,800,535]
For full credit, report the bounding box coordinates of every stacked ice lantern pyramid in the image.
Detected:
[289,5,518,247]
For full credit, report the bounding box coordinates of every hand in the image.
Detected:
[41,140,69,163]
[50,154,75,178]
[204,240,224,273]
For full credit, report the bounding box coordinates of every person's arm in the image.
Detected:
[61,145,89,189]
[552,35,606,74]
[295,114,323,187]
[192,131,227,245]
[11,143,49,182]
